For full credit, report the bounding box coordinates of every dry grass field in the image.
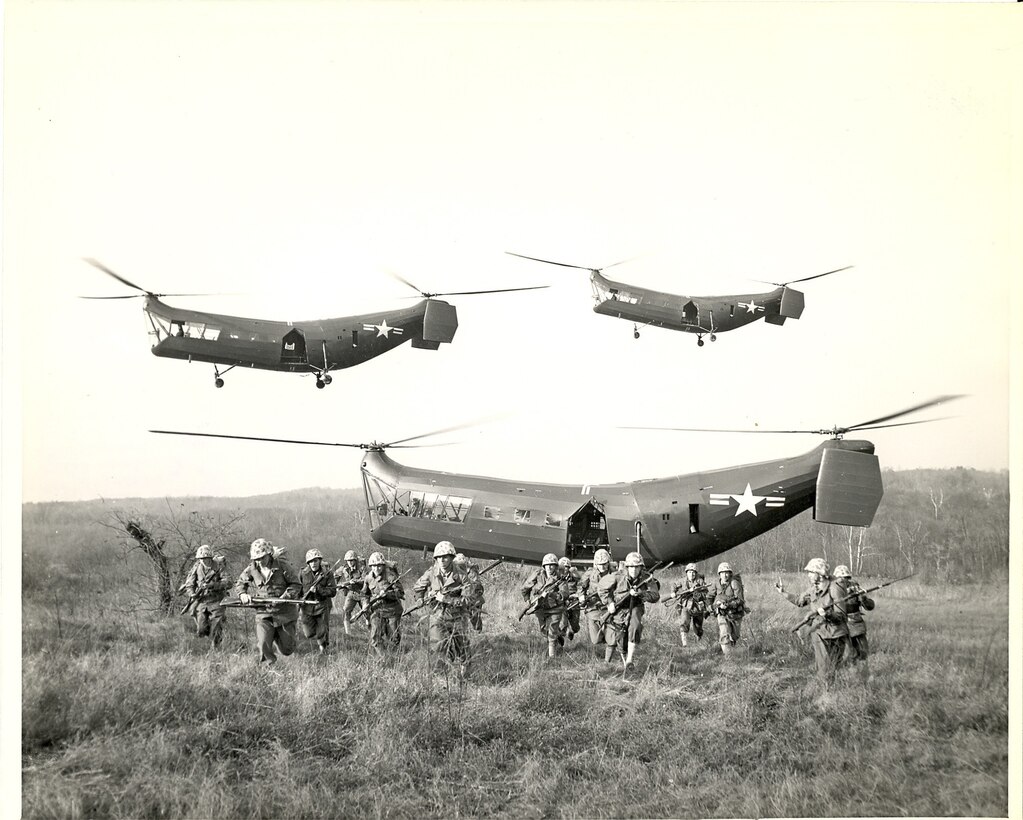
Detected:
[22,561,1008,819]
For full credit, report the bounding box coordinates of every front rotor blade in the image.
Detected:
[505,252,597,272]
[850,417,954,432]
[427,285,550,297]
[83,258,149,293]
[78,295,147,300]
[150,430,367,448]
[385,269,426,296]
[385,414,506,447]
[845,395,964,430]
[619,425,814,435]
[785,265,854,285]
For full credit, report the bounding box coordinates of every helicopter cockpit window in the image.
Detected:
[404,490,471,523]
[182,321,220,341]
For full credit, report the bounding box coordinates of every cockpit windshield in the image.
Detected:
[362,471,473,530]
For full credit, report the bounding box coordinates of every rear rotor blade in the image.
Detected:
[150,430,368,448]
[845,395,964,431]
[424,285,549,297]
[385,269,426,297]
[83,258,149,293]
[620,425,814,435]
[851,417,955,432]
[78,295,147,300]
[384,414,507,447]
[505,252,598,273]
[784,265,854,285]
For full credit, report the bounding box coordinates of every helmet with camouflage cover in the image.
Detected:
[542,553,559,566]
[250,538,273,560]
[833,564,852,579]
[593,549,611,566]
[454,553,467,564]
[195,545,214,559]
[305,549,323,563]
[685,563,698,573]
[717,562,733,574]
[368,551,386,566]
[558,557,572,568]
[434,541,456,558]
[804,558,829,577]
[344,549,358,561]
[624,552,645,568]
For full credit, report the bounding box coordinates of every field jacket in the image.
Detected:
[183,561,230,609]
[835,578,874,637]
[521,569,570,616]
[577,567,613,612]
[335,562,367,599]
[234,558,302,621]
[413,565,470,622]
[711,576,747,619]
[671,575,709,613]
[360,568,405,619]
[785,580,849,640]
[598,570,661,624]
[299,564,338,617]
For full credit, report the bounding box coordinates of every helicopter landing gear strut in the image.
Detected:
[696,333,717,348]
[633,324,640,339]
[314,372,333,389]
[213,364,237,388]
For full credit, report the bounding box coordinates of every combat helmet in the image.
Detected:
[250,538,273,560]
[717,562,733,574]
[624,552,645,568]
[804,558,829,577]
[593,549,611,566]
[344,549,358,562]
[684,563,699,573]
[368,551,386,566]
[434,541,457,558]
[195,545,214,559]
[833,565,852,579]
[542,553,559,566]
[305,549,323,563]
[558,557,572,568]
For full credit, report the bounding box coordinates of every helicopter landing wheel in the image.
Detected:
[323,374,332,385]
[697,337,705,347]
[710,334,717,342]
[214,378,224,388]
[633,324,640,340]
[316,379,325,389]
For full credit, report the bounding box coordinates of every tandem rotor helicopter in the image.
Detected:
[81,259,547,389]
[506,251,852,345]
[152,396,959,567]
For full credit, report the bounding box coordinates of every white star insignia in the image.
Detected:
[730,483,766,517]
[739,301,763,314]
[374,320,394,338]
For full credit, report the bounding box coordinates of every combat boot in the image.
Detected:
[624,641,637,670]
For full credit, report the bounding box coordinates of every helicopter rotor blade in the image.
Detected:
[384,414,507,447]
[150,430,369,448]
[844,394,964,431]
[384,269,426,297]
[620,425,814,435]
[850,417,955,432]
[422,285,550,297]
[83,258,150,293]
[784,265,854,285]
[505,252,599,273]
[78,294,148,300]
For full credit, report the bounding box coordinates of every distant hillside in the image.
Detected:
[23,467,1008,584]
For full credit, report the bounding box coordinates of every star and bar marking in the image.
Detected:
[738,301,765,314]
[362,320,404,338]
[709,483,785,517]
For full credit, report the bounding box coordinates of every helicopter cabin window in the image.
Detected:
[484,506,501,520]
[514,509,532,524]
[182,321,220,341]
[543,512,563,528]
[405,490,471,523]
[442,496,472,523]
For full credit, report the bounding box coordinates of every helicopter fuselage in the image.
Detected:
[588,272,804,337]
[361,438,882,566]
[141,295,457,375]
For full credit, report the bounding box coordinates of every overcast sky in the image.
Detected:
[5,1,1019,504]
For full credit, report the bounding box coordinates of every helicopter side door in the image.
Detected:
[565,500,609,561]
[280,328,307,367]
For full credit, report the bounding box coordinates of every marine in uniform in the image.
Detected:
[671,563,708,646]
[412,541,471,675]
[335,549,366,635]
[597,551,660,669]
[520,553,569,660]
[557,557,581,641]
[182,545,230,648]
[361,551,405,656]
[833,564,874,683]
[710,562,746,655]
[298,549,338,655]
[455,554,485,632]
[575,549,614,656]
[234,538,302,664]
[776,558,850,687]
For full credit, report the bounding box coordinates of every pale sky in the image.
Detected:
[4,1,1019,504]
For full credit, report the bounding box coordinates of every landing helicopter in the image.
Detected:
[506,251,852,345]
[82,259,547,388]
[151,396,958,566]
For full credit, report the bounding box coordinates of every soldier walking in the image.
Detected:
[671,563,708,647]
[234,538,302,665]
[833,564,875,683]
[336,549,366,635]
[598,551,660,670]
[710,562,746,656]
[182,545,230,648]
[361,552,405,656]
[412,541,472,676]
[455,554,485,632]
[776,558,850,687]
[575,549,614,657]
[558,557,581,642]
[298,549,338,655]
[521,553,569,660]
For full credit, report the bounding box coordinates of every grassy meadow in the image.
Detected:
[22,555,1009,819]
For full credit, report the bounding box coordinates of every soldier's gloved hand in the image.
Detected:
[816,607,827,617]
[239,593,251,605]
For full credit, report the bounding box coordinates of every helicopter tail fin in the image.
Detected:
[778,287,805,320]
[421,299,458,345]
[814,448,883,527]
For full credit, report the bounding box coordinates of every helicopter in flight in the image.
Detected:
[151,396,957,567]
[82,259,547,389]
[506,251,852,345]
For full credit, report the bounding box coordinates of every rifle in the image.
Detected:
[597,562,675,631]
[221,596,301,609]
[179,572,225,615]
[518,573,566,621]
[791,573,914,633]
[661,582,710,608]
[302,557,345,603]
[565,592,601,613]
[404,557,505,619]
[353,567,414,622]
